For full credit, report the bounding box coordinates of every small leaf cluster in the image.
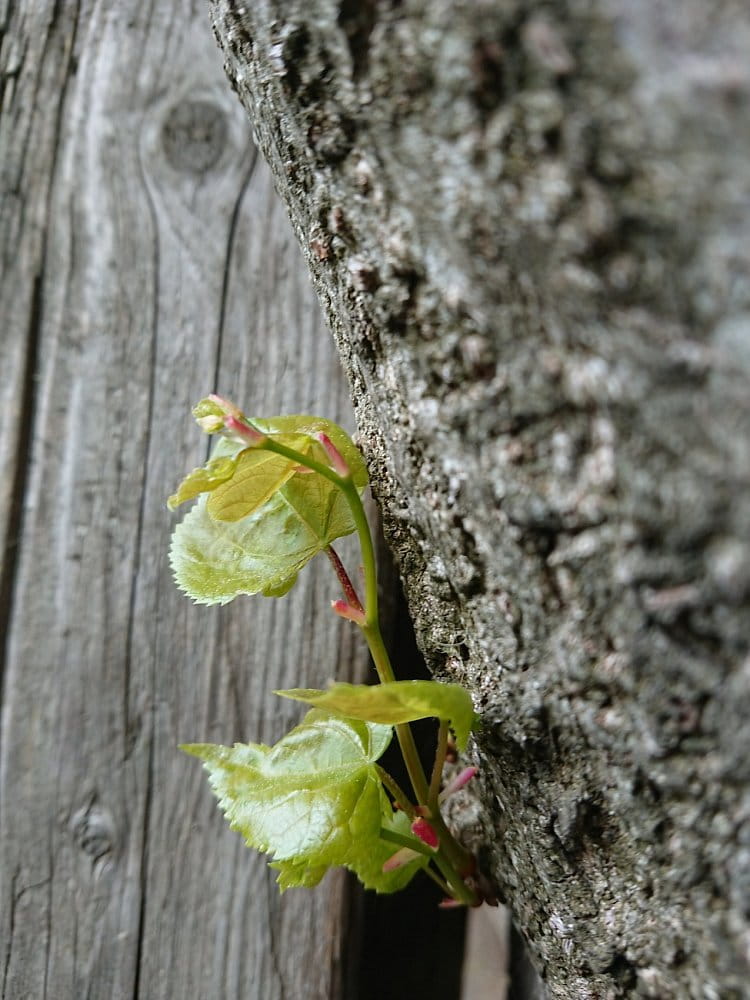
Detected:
[169,408,368,603]
[169,397,482,903]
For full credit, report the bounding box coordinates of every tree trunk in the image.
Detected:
[208,2,750,997]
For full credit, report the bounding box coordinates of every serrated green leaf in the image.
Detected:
[340,774,429,892]
[269,858,328,890]
[170,496,294,603]
[270,811,426,892]
[169,415,368,605]
[181,710,393,871]
[276,680,478,751]
[170,467,360,605]
[167,455,239,510]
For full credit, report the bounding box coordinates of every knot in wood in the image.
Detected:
[70,801,117,864]
[161,99,228,174]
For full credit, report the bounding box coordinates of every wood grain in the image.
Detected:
[0,4,367,997]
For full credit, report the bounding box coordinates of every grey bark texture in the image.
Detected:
[208,1,750,997]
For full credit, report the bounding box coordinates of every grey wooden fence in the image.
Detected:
[1,4,473,998]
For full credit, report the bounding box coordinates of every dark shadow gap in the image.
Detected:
[508,922,547,1000]
[348,539,468,999]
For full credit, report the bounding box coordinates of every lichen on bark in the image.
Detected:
[210,2,750,995]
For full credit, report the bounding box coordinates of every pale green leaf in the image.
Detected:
[167,456,239,510]
[170,495,298,603]
[276,680,478,751]
[181,711,393,870]
[169,415,368,605]
[206,438,308,522]
[346,802,428,893]
[262,576,298,598]
[170,468,358,605]
[269,858,328,890]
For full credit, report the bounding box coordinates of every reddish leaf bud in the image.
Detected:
[331,599,367,626]
[382,846,420,872]
[316,432,351,478]
[440,766,478,802]
[193,394,245,433]
[224,415,267,447]
[411,817,439,850]
[207,393,243,419]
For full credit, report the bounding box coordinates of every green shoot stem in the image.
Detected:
[251,437,378,619]
[376,766,416,818]
[341,481,380,626]
[250,436,347,485]
[430,811,474,879]
[254,433,479,906]
[362,621,432,804]
[256,437,433,802]
[378,827,434,858]
[433,851,478,906]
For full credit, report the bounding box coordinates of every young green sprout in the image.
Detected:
[169,395,486,906]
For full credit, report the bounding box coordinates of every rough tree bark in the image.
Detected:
[208,2,750,997]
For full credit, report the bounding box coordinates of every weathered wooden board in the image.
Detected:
[0,4,367,998]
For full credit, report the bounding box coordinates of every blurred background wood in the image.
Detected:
[461,907,509,1000]
[0,3,362,997]
[0,3,493,997]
